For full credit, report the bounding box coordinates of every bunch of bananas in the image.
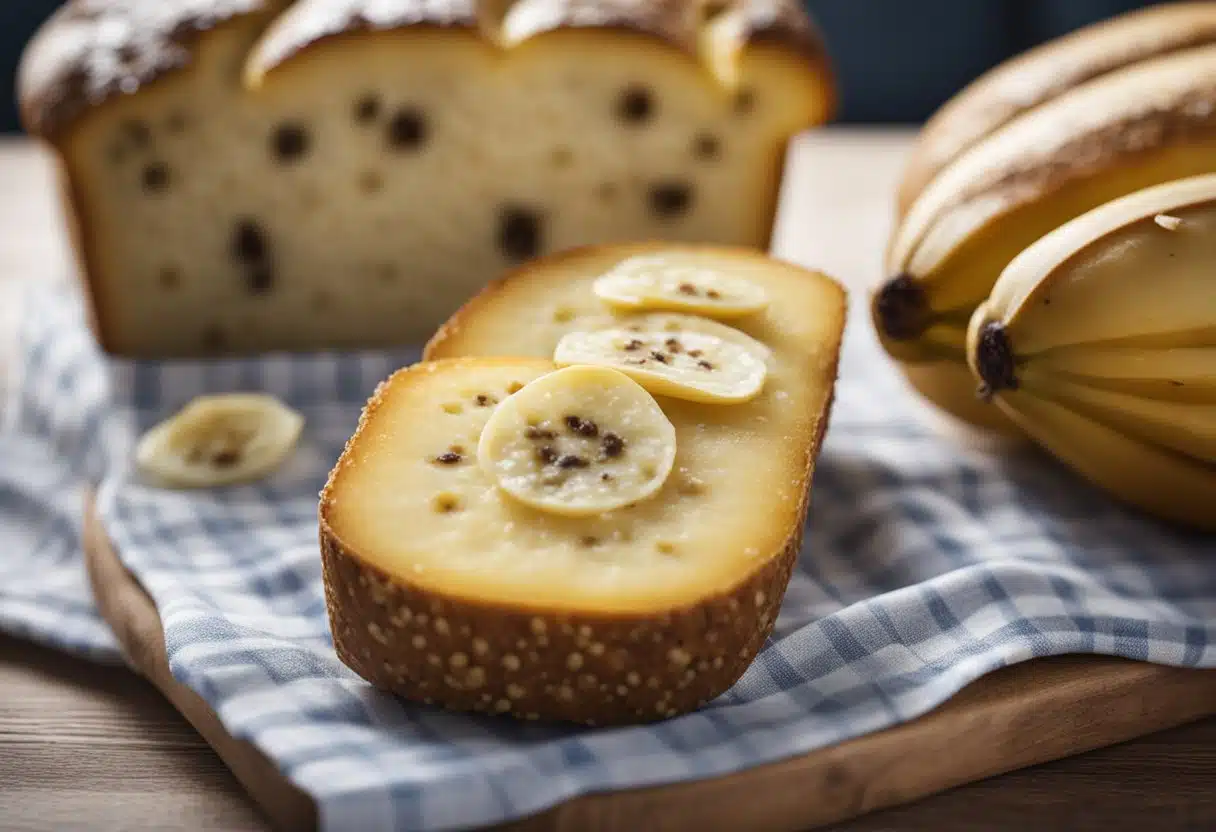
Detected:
[872,3,1216,530]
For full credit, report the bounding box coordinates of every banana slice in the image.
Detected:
[477,366,676,517]
[136,394,304,488]
[616,312,772,362]
[592,254,769,318]
[554,327,767,404]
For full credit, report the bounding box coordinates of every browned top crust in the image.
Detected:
[251,0,827,78]
[250,0,482,77]
[497,0,823,54]
[728,0,826,57]
[19,0,282,137]
[21,0,829,138]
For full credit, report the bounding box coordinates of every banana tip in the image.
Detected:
[974,321,1018,399]
[873,273,930,341]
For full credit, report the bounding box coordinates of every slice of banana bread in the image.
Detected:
[320,242,846,723]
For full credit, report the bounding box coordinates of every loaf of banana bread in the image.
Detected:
[20,0,834,356]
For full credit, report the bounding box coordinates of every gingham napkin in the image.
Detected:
[2,280,1214,832]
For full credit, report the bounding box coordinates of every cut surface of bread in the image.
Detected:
[20,0,833,357]
[320,243,845,723]
[422,243,845,609]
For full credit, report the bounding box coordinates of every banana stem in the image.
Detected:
[873,273,931,340]
[975,321,1019,399]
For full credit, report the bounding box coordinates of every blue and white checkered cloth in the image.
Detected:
[2,280,1214,831]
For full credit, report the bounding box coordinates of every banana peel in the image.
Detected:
[897,1,1216,215]
[967,174,1216,531]
[874,42,1216,432]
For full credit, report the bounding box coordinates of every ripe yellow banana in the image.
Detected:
[874,42,1216,431]
[967,174,1216,531]
[897,1,1216,215]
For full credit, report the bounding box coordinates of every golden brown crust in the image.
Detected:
[248,0,829,77]
[25,0,831,150]
[319,518,792,725]
[248,0,482,79]
[318,354,837,726]
[897,1,1216,213]
[503,0,825,58]
[18,0,283,139]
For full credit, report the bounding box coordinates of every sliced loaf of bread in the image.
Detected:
[20,0,833,356]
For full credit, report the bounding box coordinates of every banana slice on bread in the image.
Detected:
[478,366,677,516]
[617,312,773,362]
[967,174,1216,531]
[554,327,768,404]
[320,244,845,724]
[592,252,770,318]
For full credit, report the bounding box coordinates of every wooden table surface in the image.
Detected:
[1,131,1213,831]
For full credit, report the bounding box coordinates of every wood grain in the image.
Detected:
[2,132,1215,832]
[0,635,267,831]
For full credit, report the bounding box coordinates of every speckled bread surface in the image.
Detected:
[319,244,845,724]
[19,0,833,357]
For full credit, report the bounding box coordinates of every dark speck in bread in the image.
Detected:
[388,108,427,150]
[272,122,309,163]
[141,163,170,193]
[649,182,693,218]
[122,120,150,148]
[355,94,381,124]
[232,220,267,264]
[618,86,654,124]
[734,88,756,115]
[499,206,543,262]
[248,265,275,295]
[358,170,383,194]
[201,325,227,352]
[693,132,720,160]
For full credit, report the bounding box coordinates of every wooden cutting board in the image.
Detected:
[82,494,1216,832]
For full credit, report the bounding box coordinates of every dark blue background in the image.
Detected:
[0,0,1163,132]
